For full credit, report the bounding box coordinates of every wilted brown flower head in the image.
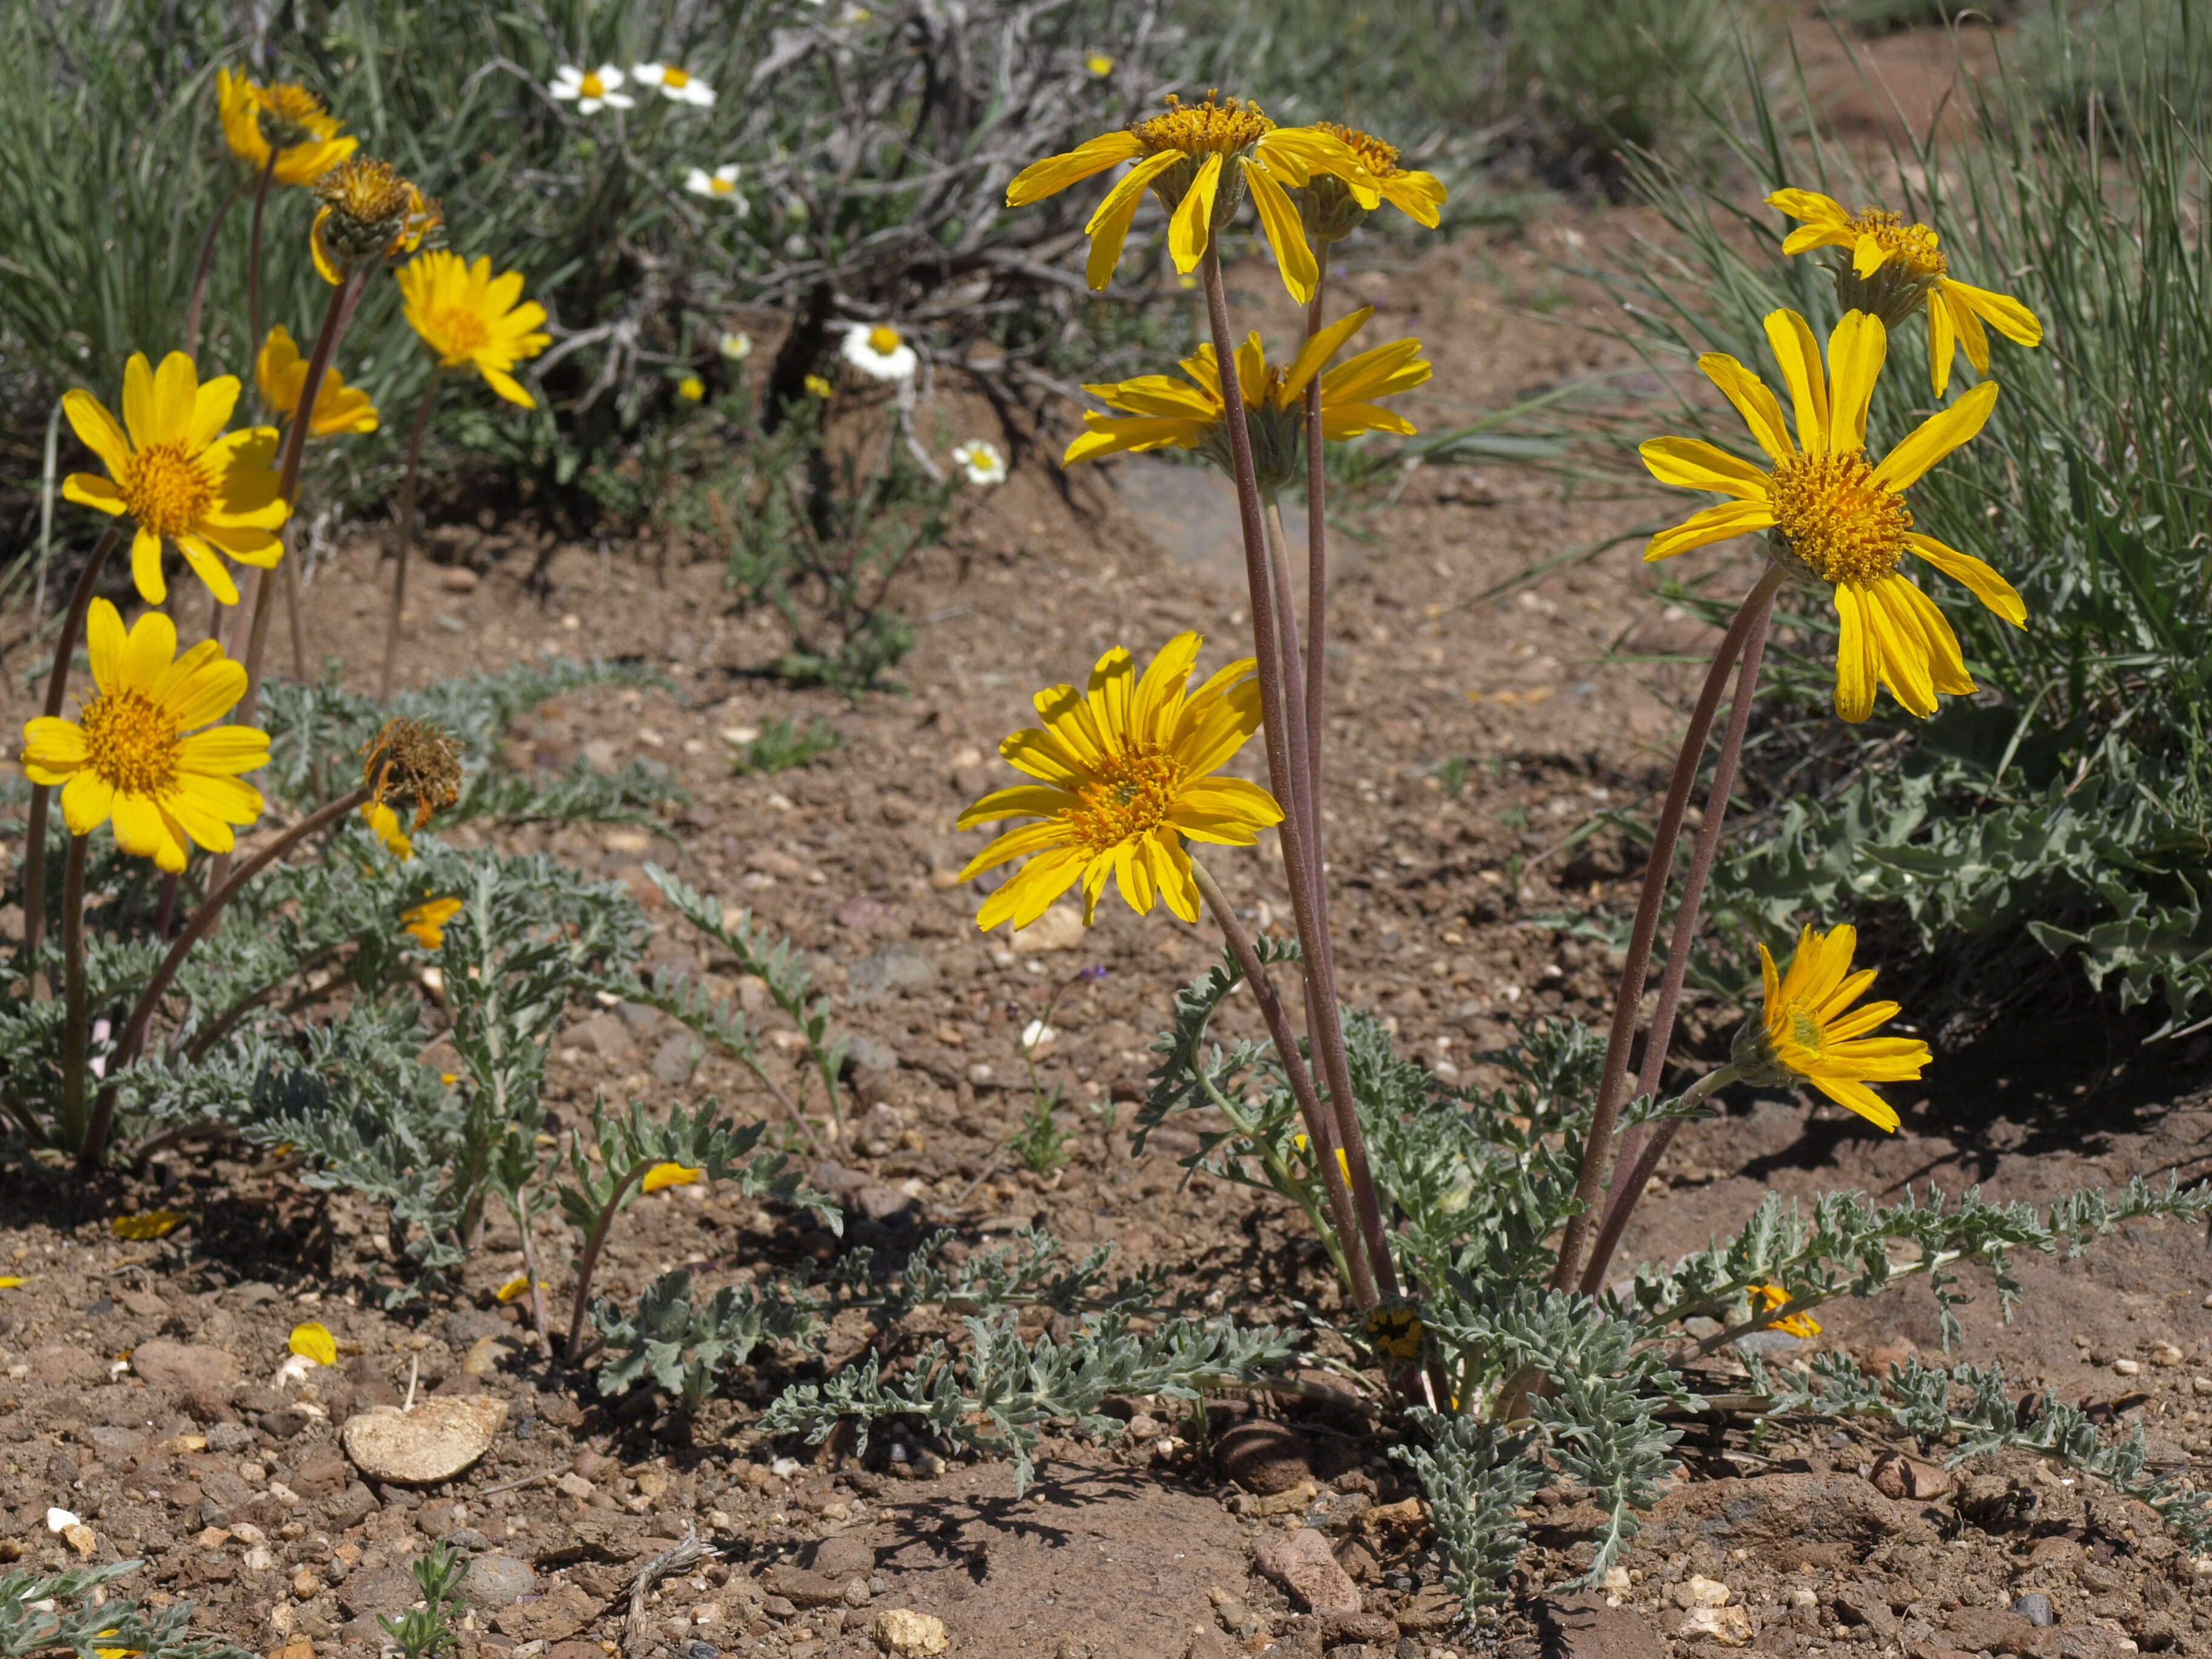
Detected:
[361,717,462,831]
[312,157,418,268]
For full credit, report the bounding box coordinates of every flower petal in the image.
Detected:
[1873,380,1997,492]
[1638,436,1772,501]
[1906,531,2026,626]
[1006,130,1145,207]
[63,391,132,477]
[84,598,125,692]
[1697,353,1794,463]
[1643,499,1775,563]
[1824,311,1887,454]
[1763,309,1829,453]
[60,769,116,836]
[1832,584,1877,722]
[1168,152,1224,274]
[1943,278,2042,346]
[1081,150,1180,290]
[1244,156,1317,303]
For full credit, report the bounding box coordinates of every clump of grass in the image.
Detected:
[732,716,844,776]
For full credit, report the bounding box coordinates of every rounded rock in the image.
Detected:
[874,1607,950,1657]
[340,1396,508,1486]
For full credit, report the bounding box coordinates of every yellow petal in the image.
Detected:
[1168,153,1224,274]
[1638,436,1771,501]
[1244,156,1317,304]
[1763,309,1829,453]
[1082,150,1180,290]
[120,353,158,449]
[1942,278,2042,346]
[1927,289,1958,398]
[642,1162,702,1193]
[1905,532,2026,626]
[63,390,132,477]
[84,598,126,691]
[112,1210,187,1240]
[149,352,200,448]
[288,1322,337,1366]
[1643,499,1774,563]
[1005,130,1145,206]
[1823,311,1887,454]
[1766,187,1849,226]
[1872,380,1997,492]
[1697,354,1794,463]
[1832,585,1877,722]
[496,1275,532,1302]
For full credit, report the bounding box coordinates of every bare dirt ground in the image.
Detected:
[9,22,2212,1659]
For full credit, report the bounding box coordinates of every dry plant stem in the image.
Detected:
[1579,1062,1743,1301]
[238,267,363,729]
[21,525,122,989]
[182,180,241,359]
[282,554,309,682]
[79,786,372,1173]
[1190,857,1378,1310]
[1582,597,1780,1295]
[380,374,441,701]
[1548,565,1788,1294]
[58,835,90,1150]
[244,152,278,359]
[1199,248,1393,1306]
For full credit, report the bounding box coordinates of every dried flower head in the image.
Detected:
[1295,121,1446,242]
[309,159,438,284]
[360,717,461,830]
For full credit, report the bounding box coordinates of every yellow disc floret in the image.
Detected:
[868,324,902,356]
[1130,92,1273,158]
[79,688,182,799]
[1764,449,1913,588]
[1063,745,1183,853]
[119,444,215,541]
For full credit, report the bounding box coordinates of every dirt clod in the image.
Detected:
[1254,1526,1361,1615]
[1216,1420,1314,1495]
[339,1394,507,1484]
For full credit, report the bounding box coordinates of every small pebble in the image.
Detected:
[685,1643,720,1659]
[2114,1358,2142,1376]
[2013,1594,2053,1627]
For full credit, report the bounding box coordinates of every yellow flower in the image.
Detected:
[642,1162,702,1193]
[677,374,706,402]
[1768,189,2042,398]
[1749,1283,1822,1339]
[111,1210,189,1240]
[1734,922,1929,1133]
[401,896,463,950]
[1293,1133,1353,1188]
[255,326,379,437]
[1004,92,1380,302]
[61,352,289,607]
[1296,122,1446,240]
[397,250,551,409]
[310,158,440,283]
[803,374,834,399]
[20,602,267,873]
[363,800,415,860]
[1366,1304,1425,1361]
[1085,53,1114,76]
[216,67,356,186]
[1640,307,2025,722]
[957,632,1279,931]
[495,1274,534,1302]
[1065,306,1427,494]
[288,1322,337,1366]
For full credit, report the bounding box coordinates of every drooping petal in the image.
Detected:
[1832,585,1877,723]
[1927,287,1959,398]
[1243,156,1317,303]
[1081,150,1181,289]
[1378,169,1446,227]
[1942,277,2042,346]
[129,526,169,605]
[976,846,1087,933]
[1766,187,1851,228]
[1863,578,1940,716]
[1064,416,1210,465]
[1642,499,1775,563]
[1873,380,1999,492]
[1807,1073,1901,1132]
[1905,531,2026,626]
[1167,153,1224,274]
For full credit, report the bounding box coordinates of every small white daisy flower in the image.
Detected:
[952,439,1007,486]
[840,322,916,382]
[633,62,717,105]
[551,64,634,113]
[685,163,745,206]
[719,331,754,361]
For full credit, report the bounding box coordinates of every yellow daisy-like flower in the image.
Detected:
[309,158,440,284]
[363,800,415,860]
[401,896,463,950]
[676,374,706,402]
[1749,1283,1822,1339]
[1296,122,1446,241]
[19,602,267,874]
[1768,189,2043,398]
[216,67,357,186]
[1004,92,1379,302]
[1067,306,1428,494]
[642,1162,703,1193]
[397,250,552,409]
[1734,922,1929,1134]
[1641,307,2025,723]
[256,326,379,437]
[1365,1304,1426,1361]
[61,352,289,607]
[957,632,1279,931]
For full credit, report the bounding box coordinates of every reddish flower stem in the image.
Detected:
[379,373,441,701]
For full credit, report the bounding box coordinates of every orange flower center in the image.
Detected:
[79,687,181,797]
[866,324,902,356]
[1064,743,1182,853]
[1131,92,1272,158]
[428,306,492,358]
[663,67,691,87]
[580,72,606,98]
[1845,207,1947,281]
[122,442,213,538]
[1765,449,1912,588]
[1315,121,1401,179]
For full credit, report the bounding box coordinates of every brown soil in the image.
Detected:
[8,27,2212,1659]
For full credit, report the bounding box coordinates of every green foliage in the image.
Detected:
[1772,1353,2212,1551]
[894,1225,1165,1319]
[1607,36,2212,1026]
[0,1561,245,1659]
[2016,0,2207,127]
[377,1544,468,1659]
[1006,1096,1072,1176]
[731,716,843,776]
[591,1268,817,1403]
[760,1310,1304,1495]
[1392,1415,1544,1609]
